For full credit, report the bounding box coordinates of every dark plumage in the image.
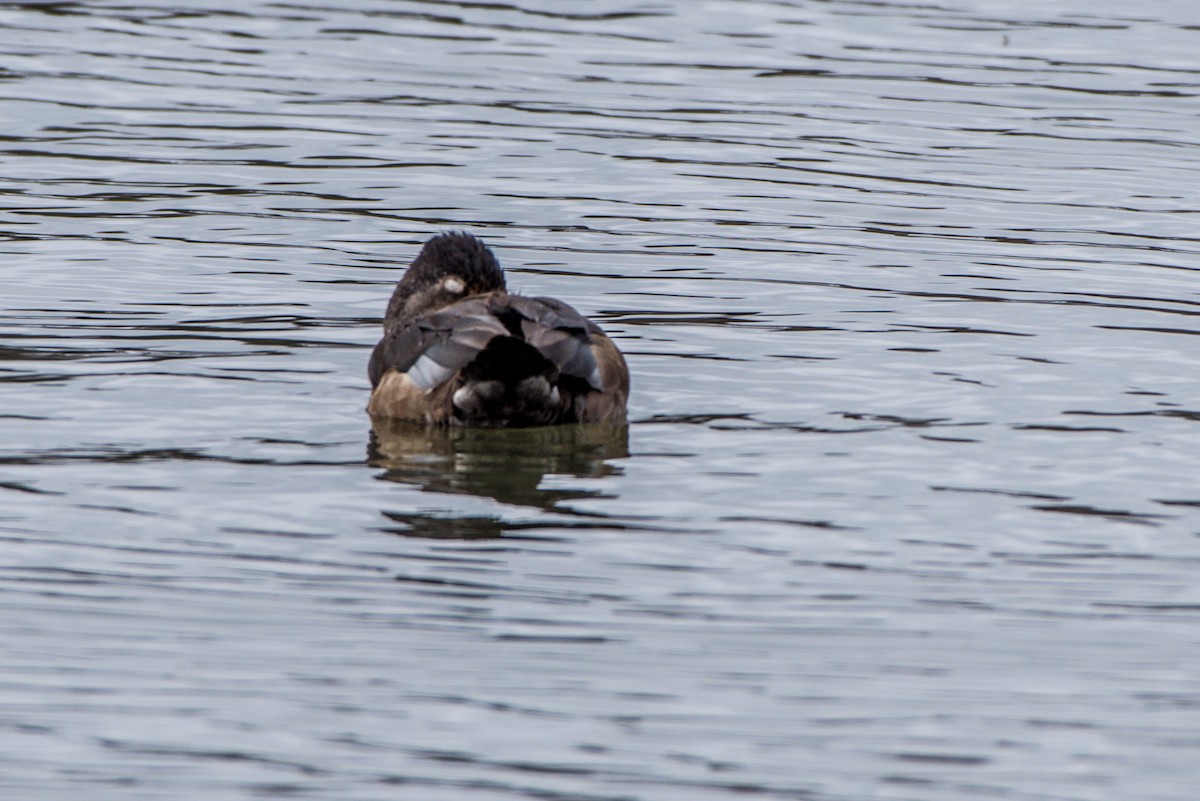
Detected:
[367,232,629,427]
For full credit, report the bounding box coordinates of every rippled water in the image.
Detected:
[3,1,1200,799]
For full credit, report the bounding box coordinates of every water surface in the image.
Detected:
[2,1,1200,799]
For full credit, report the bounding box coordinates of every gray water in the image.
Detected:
[2,1,1200,799]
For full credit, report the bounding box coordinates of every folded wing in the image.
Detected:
[368,293,624,424]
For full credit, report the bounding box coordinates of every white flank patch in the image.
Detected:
[407,355,454,391]
[452,386,474,409]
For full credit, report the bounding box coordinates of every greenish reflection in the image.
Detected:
[368,421,628,539]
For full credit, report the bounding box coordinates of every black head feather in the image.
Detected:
[408,232,504,288]
[384,232,507,326]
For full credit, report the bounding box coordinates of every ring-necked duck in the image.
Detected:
[367,232,629,427]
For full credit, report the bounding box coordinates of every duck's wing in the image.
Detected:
[504,295,608,390]
[367,293,628,423]
[502,295,629,422]
[368,295,507,391]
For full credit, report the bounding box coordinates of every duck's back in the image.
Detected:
[367,292,628,427]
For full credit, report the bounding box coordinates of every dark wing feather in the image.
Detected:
[504,295,603,389]
[421,315,506,368]
[369,292,613,396]
[369,297,508,389]
[368,324,419,386]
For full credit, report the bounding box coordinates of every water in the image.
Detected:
[3,1,1200,798]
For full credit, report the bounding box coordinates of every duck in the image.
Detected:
[367,232,629,427]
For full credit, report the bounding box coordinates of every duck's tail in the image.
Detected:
[450,336,562,427]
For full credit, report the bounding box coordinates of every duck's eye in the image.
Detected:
[441,276,465,294]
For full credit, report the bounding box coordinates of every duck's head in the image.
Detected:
[385,232,506,325]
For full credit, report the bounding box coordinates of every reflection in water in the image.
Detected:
[367,421,628,538]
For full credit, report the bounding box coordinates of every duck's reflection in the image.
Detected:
[368,420,628,539]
